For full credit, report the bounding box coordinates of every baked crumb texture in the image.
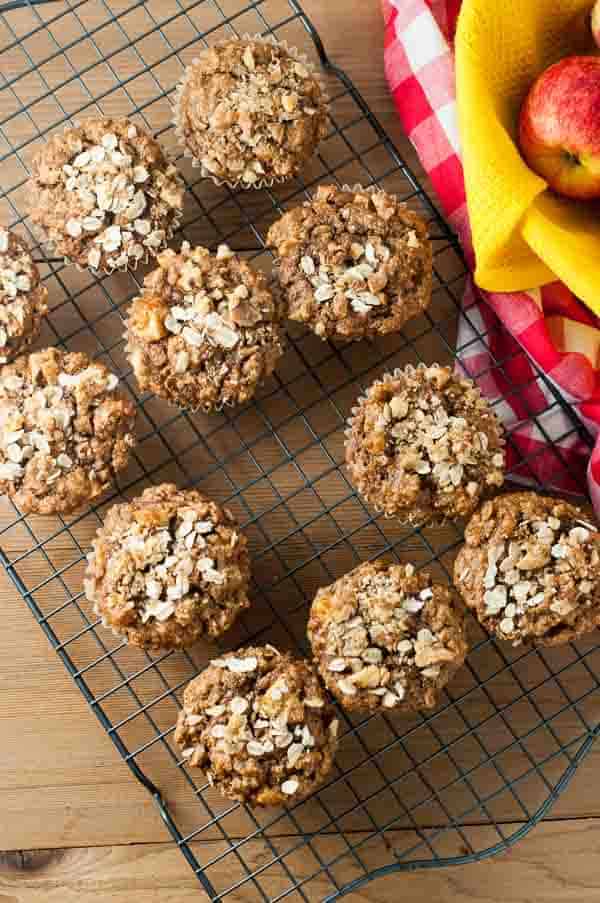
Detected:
[267,184,432,340]
[454,492,600,647]
[345,363,505,525]
[85,483,251,650]
[308,560,468,713]
[174,645,339,806]
[124,242,285,412]
[173,37,328,188]
[0,348,135,515]
[28,117,184,272]
[0,228,48,363]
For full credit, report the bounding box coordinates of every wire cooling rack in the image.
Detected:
[1,0,600,900]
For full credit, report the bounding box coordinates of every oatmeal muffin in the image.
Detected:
[308,561,468,713]
[28,117,184,272]
[0,228,48,363]
[267,185,432,340]
[85,483,250,650]
[124,242,284,412]
[345,363,505,525]
[454,492,600,647]
[173,37,328,187]
[0,348,135,515]
[174,645,339,806]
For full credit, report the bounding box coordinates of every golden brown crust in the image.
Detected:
[173,38,328,187]
[174,645,339,806]
[267,185,432,340]
[28,117,184,272]
[85,483,251,650]
[0,228,48,362]
[345,363,505,525]
[124,242,285,412]
[308,561,468,713]
[454,492,600,646]
[0,348,135,514]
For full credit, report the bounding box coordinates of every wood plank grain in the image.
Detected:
[1,819,599,903]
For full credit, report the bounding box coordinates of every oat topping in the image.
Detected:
[345,363,505,525]
[85,483,251,650]
[455,492,600,647]
[173,38,328,186]
[0,348,135,514]
[267,185,432,340]
[29,117,184,272]
[125,242,285,412]
[174,645,339,806]
[0,228,48,363]
[308,561,468,713]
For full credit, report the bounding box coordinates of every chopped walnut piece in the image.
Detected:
[124,242,285,412]
[345,363,505,525]
[28,117,184,272]
[85,483,250,650]
[455,492,600,647]
[174,38,328,187]
[174,646,338,806]
[267,185,432,340]
[308,560,468,713]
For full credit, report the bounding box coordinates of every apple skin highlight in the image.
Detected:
[519,55,600,200]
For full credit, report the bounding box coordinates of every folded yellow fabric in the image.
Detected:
[456,0,600,314]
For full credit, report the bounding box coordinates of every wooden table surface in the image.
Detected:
[1,1,600,901]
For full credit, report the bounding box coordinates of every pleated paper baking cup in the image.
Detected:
[172,34,330,191]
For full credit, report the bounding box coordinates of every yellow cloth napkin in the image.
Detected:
[456,0,600,315]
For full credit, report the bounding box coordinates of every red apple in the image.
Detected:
[519,56,600,200]
[592,0,600,48]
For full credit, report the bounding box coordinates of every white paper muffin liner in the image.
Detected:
[172,34,330,191]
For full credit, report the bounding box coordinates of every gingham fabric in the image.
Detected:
[383,0,600,514]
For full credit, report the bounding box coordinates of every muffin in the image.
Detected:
[173,37,328,187]
[0,348,135,515]
[0,227,48,363]
[28,117,184,272]
[174,645,339,806]
[308,561,468,713]
[345,363,505,525]
[454,492,600,646]
[85,483,251,650]
[124,242,284,412]
[266,184,432,340]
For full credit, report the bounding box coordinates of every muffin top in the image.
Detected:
[0,348,135,514]
[0,227,48,363]
[124,242,285,412]
[174,38,328,187]
[267,185,432,340]
[85,483,251,650]
[345,363,505,525]
[28,117,184,272]
[174,645,339,806]
[308,561,468,713]
[454,492,600,647]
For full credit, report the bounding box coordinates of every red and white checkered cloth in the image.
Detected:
[383,0,600,515]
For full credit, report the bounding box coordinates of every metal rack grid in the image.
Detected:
[1,0,599,900]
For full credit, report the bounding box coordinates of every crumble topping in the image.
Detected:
[85,483,250,650]
[308,561,468,713]
[174,38,328,186]
[0,228,48,362]
[345,363,505,524]
[29,117,184,272]
[175,645,339,806]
